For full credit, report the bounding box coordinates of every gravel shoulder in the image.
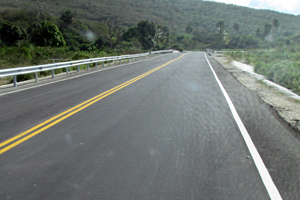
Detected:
[213,53,300,132]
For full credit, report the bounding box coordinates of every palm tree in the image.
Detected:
[216,21,227,48]
[273,19,280,36]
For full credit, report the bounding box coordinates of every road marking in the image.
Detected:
[204,53,282,200]
[0,54,168,97]
[0,53,187,154]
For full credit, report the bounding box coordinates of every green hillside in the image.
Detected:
[1,0,300,36]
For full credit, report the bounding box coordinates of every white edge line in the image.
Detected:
[204,53,282,200]
[0,54,168,97]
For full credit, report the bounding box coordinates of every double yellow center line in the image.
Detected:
[0,53,187,155]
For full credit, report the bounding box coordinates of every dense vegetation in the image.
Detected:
[1,0,300,53]
[226,44,300,95]
[1,0,300,36]
[1,0,300,51]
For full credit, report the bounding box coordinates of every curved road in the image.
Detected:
[0,52,299,199]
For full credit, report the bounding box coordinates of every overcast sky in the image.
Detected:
[209,0,300,15]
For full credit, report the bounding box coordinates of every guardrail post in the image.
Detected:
[119,59,121,65]
[95,63,98,69]
[128,58,129,63]
[87,64,89,70]
[123,58,125,63]
[52,70,55,78]
[102,62,105,68]
[66,67,69,75]
[109,60,111,66]
[35,72,38,82]
[13,75,17,87]
[77,66,80,72]
[114,60,116,65]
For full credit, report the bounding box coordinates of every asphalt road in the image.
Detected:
[0,52,299,199]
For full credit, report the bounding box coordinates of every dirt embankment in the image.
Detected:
[213,53,300,132]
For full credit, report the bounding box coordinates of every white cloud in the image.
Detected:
[259,0,299,11]
[211,0,300,15]
[212,0,251,7]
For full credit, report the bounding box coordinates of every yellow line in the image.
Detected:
[0,65,158,148]
[0,75,140,148]
[0,54,187,154]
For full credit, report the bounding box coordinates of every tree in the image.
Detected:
[0,21,25,46]
[94,36,104,49]
[154,25,163,44]
[162,25,170,47]
[122,26,139,42]
[233,23,239,33]
[105,18,122,48]
[255,28,262,39]
[263,23,272,38]
[273,19,280,36]
[227,35,259,49]
[186,25,193,34]
[60,10,74,48]
[31,21,66,47]
[137,20,156,50]
[216,21,225,30]
[273,19,280,28]
[154,25,169,47]
[216,21,227,48]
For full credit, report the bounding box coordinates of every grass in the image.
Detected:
[287,97,300,104]
[293,99,300,104]
[274,92,285,96]
[226,46,300,95]
[257,79,267,86]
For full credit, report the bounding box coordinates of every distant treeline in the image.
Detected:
[1,9,300,70]
[1,0,300,36]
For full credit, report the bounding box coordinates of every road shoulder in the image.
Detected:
[212,53,300,133]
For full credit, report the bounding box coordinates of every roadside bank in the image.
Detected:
[212,53,300,133]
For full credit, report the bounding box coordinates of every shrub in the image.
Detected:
[9,73,34,83]
[72,52,90,60]
[31,21,66,47]
[171,44,184,52]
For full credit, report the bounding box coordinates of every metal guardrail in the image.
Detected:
[207,49,241,53]
[0,50,173,87]
[206,49,228,54]
[150,50,172,55]
[206,48,274,54]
